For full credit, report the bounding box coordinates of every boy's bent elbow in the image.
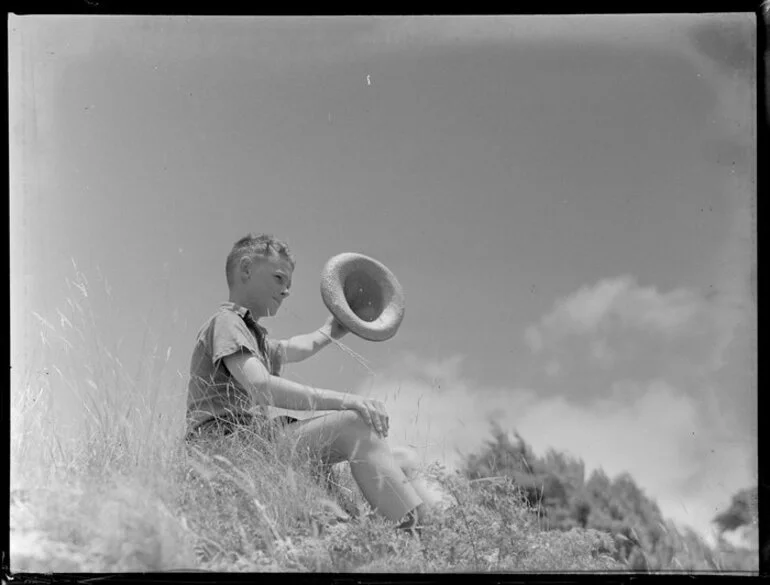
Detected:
[250,380,271,407]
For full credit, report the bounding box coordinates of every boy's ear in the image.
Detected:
[239,255,253,280]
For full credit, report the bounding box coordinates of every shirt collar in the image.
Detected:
[220,301,266,333]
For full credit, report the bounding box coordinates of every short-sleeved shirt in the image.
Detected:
[186,301,286,434]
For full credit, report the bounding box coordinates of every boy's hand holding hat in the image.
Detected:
[320,314,349,341]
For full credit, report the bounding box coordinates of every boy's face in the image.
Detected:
[240,252,293,317]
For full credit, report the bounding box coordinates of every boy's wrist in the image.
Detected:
[317,327,333,344]
[340,392,357,411]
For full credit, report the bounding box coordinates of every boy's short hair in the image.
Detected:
[226,233,295,287]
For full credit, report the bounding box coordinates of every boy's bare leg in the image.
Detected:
[390,447,436,519]
[277,411,424,524]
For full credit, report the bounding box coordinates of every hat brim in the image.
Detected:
[320,253,405,342]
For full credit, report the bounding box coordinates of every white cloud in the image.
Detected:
[523,274,755,467]
[534,276,707,341]
[515,379,753,517]
[523,275,746,382]
[557,277,627,333]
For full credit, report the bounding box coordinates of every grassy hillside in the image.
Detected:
[9,272,757,573]
[11,431,623,572]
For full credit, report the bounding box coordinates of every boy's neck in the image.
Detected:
[228,292,261,321]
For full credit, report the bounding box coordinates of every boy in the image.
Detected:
[186,233,426,531]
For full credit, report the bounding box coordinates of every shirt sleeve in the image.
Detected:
[208,310,260,367]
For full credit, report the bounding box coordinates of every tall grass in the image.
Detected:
[11,266,194,570]
[17,267,180,477]
[12,266,740,573]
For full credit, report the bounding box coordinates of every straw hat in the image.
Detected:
[320,252,405,342]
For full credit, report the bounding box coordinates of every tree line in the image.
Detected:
[461,422,758,571]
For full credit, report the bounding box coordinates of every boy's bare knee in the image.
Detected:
[337,410,379,439]
[325,410,383,460]
[336,409,363,426]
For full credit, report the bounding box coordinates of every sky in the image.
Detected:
[10,14,757,546]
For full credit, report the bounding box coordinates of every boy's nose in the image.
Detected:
[281,289,290,298]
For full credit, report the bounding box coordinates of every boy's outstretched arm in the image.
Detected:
[282,315,348,364]
[223,350,389,437]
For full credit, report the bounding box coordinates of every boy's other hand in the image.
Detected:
[322,315,349,340]
[348,396,389,438]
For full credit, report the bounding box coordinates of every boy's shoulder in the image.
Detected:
[204,301,248,323]
[197,302,271,337]
[194,302,244,337]
[217,301,249,319]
